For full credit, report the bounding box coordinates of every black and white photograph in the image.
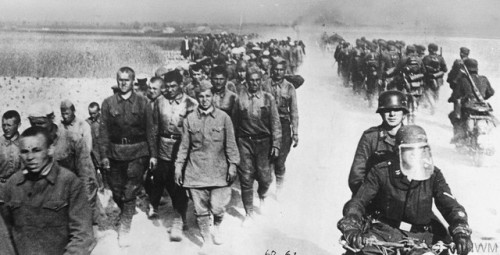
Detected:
[0,0,499,254]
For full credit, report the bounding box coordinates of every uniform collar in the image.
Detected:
[271,78,284,87]
[2,132,19,145]
[19,159,56,185]
[87,116,100,123]
[168,93,185,105]
[212,86,227,97]
[247,89,262,99]
[116,91,137,104]
[197,106,216,118]
[62,117,76,127]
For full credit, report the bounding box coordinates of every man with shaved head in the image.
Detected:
[60,99,92,151]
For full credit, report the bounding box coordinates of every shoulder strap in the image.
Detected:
[461,63,485,102]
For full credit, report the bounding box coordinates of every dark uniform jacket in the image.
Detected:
[344,159,469,235]
[100,92,155,161]
[449,74,495,103]
[1,162,93,255]
[349,125,396,194]
[447,59,466,90]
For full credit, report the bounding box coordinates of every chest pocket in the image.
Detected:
[188,128,203,146]
[129,105,142,127]
[211,127,224,142]
[8,200,68,227]
[41,200,69,227]
[260,106,270,120]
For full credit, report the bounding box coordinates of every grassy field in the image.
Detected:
[0,32,181,78]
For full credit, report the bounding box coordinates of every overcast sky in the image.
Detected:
[0,0,498,31]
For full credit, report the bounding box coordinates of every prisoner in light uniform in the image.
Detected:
[0,110,22,195]
[175,81,240,249]
[150,70,198,241]
[262,60,298,194]
[60,99,93,151]
[232,67,281,225]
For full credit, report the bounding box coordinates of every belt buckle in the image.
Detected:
[121,138,129,144]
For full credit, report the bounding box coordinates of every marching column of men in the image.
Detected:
[0,35,302,253]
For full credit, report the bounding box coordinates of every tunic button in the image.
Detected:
[388,162,391,165]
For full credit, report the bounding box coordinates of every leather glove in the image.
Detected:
[344,229,365,249]
[453,233,473,255]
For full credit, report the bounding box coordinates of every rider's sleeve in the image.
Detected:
[432,168,469,232]
[343,163,384,218]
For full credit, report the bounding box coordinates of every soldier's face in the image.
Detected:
[61,108,75,124]
[164,81,181,99]
[147,81,162,100]
[20,134,51,174]
[247,73,262,93]
[117,72,134,94]
[191,70,203,83]
[211,74,227,91]
[237,70,246,80]
[88,107,100,121]
[381,110,404,127]
[197,90,213,110]
[261,58,270,70]
[2,118,19,139]
[272,64,286,80]
[202,64,211,74]
[29,117,52,129]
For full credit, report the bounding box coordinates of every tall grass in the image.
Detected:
[0,34,169,78]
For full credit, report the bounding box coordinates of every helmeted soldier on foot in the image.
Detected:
[422,43,447,114]
[362,42,382,108]
[349,39,367,95]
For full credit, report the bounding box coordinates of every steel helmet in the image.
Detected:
[376,90,409,114]
[395,125,428,146]
[396,125,434,181]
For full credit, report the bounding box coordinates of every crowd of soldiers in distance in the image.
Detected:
[332,36,494,144]
[180,33,306,75]
[0,32,305,254]
[333,37,448,123]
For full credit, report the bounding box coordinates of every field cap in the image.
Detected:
[28,102,53,118]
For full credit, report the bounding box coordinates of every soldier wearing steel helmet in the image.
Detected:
[422,43,447,114]
[447,47,470,91]
[448,58,495,144]
[339,125,473,255]
[348,91,408,195]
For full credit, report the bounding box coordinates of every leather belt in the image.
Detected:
[110,136,146,145]
[239,134,271,140]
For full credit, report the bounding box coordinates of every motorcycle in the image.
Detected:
[341,237,455,255]
[459,101,496,167]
